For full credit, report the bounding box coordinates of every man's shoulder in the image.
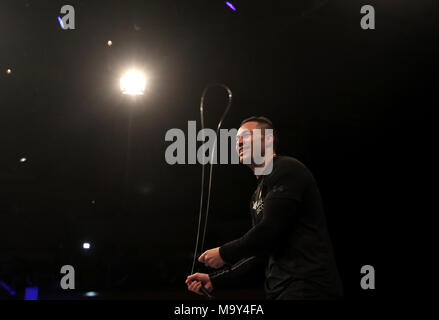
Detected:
[263,156,314,201]
[274,156,308,173]
[265,155,314,186]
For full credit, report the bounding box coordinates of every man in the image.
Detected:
[186,116,343,299]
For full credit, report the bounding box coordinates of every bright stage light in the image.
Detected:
[225,1,237,11]
[83,242,90,249]
[24,287,39,300]
[120,70,146,95]
[57,16,65,29]
[6,69,12,75]
[107,40,112,46]
[84,291,98,297]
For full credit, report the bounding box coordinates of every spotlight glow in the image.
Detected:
[83,242,90,249]
[20,158,27,163]
[120,70,146,95]
[6,69,12,75]
[225,1,236,11]
[107,40,112,46]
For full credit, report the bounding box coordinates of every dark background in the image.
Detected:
[0,0,436,300]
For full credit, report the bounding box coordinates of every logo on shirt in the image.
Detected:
[252,199,264,215]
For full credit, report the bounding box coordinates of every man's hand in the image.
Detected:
[185,273,213,295]
[198,247,225,269]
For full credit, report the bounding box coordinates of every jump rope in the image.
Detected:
[190,84,233,299]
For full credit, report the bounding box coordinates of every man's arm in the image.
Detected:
[209,255,265,289]
[186,256,265,294]
[219,197,299,264]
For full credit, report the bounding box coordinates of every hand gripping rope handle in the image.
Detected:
[190,84,233,299]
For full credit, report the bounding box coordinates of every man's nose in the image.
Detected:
[237,137,243,148]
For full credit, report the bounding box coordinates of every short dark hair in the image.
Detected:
[240,116,279,151]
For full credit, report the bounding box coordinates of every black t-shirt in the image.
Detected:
[211,156,343,299]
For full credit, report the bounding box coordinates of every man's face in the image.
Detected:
[236,121,270,165]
